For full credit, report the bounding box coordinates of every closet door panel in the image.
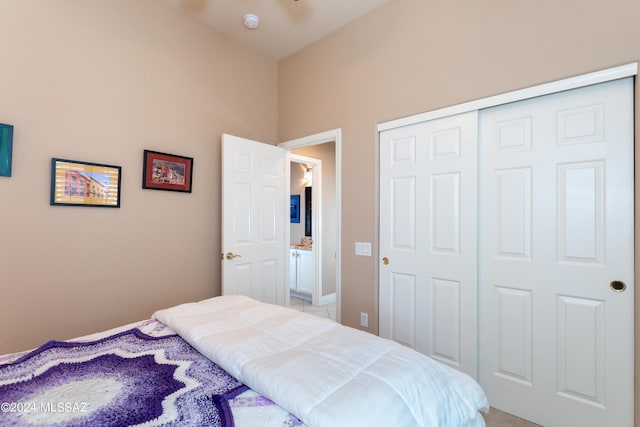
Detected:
[479,78,634,427]
[557,161,604,264]
[379,111,478,379]
[430,172,460,254]
[495,168,532,259]
[557,296,604,405]
[431,278,460,365]
[495,286,532,384]
[379,127,423,348]
[390,272,417,348]
[391,176,416,250]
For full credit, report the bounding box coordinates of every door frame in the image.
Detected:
[289,153,322,305]
[279,128,342,322]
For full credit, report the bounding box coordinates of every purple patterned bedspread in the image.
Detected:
[0,327,249,426]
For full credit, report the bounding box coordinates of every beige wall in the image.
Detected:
[0,0,277,355]
[278,0,640,420]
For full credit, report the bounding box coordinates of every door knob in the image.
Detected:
[610,280,626,292]
[382,257,389,265]
[226,252,242,260]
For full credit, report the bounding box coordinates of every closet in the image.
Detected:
[378,70,634,427]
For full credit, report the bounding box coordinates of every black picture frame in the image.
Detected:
[50,158,122,208]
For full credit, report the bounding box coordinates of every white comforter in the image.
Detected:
[153,295,488,427]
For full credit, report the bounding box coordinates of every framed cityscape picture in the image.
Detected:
[50,158,122,208]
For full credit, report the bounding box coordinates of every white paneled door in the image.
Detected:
[221,134,287,306]
[479,78,634,426]
[379,76,634,426]
[379,111,479,379]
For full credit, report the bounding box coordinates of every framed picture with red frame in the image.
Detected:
[142,150,193,193]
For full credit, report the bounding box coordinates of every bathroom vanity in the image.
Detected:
[290,246,314,297]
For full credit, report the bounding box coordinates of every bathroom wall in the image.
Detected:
[290,162,310,244]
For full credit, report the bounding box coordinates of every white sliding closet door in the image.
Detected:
[379,111,479,379]
[479,78,634,427]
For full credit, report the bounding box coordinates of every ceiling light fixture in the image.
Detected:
[243,14,260,30]
[303,167,312,184]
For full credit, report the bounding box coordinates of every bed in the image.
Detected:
[0,295,488,426]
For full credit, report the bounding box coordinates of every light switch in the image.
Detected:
[355,242,372,256]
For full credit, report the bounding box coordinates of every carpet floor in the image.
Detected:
[483,407,542,427]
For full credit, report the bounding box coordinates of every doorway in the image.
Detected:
[289,154,321,305]
[279,129,342,323]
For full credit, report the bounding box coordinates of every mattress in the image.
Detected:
[154,295,489,427]
[1,296,488,426]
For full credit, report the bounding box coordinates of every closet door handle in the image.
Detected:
[382,257,389,265]
[610,280,626,292]
[226,252,242,260]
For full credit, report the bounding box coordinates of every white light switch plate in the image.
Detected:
[355,242,371,256]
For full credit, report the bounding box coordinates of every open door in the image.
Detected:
[221,134,287,305]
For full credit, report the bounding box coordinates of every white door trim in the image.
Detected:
[279,129,342,322]
[377,62,637,132]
